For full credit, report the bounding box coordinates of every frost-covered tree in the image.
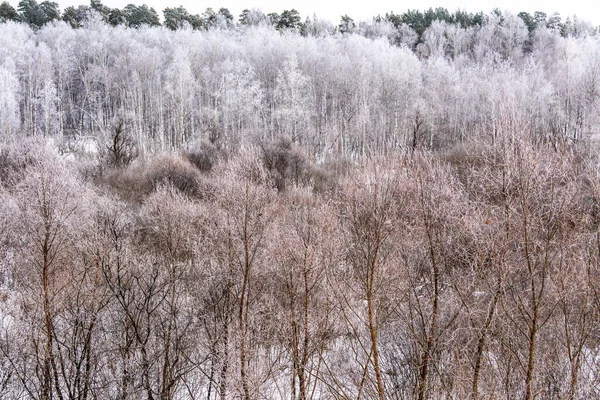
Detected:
[274,54,314,146]
[0,57,20,139]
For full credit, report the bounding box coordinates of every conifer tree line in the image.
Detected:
[2,1,600,400]
[0,0,596,36]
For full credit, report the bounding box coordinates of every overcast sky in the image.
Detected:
[8,0,600,26]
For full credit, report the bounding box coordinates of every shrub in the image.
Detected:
[145,154,202,197]
[183,141,220,172]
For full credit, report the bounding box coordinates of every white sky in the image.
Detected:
[7,0,600,26]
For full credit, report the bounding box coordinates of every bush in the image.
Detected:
[145,154,202,197]
[257,136,339,193]
[99,154,205,203]
[183,141,220,172]
[259,136,321,192]
[0,139,53,187]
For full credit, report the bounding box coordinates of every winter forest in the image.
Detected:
[1,1,600,399]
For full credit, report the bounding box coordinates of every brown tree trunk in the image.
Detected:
[418,214,439,400]
[472,290,500,400]
[239,211,252,400]
[42,247,53,400]
[367,255,385,400]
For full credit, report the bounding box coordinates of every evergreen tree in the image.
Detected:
[18,0,49,28]
[0,1,19,22]
[123,3,160,28]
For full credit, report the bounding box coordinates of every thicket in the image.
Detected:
[2,130,600,399]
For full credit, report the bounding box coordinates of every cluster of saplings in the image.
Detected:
[1,127,600,399]
[0,0,594,39]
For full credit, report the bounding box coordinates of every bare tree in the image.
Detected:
[213,151,278,400]
[8,147,96,400]
[328,159,407,400]
[271,188,338,400]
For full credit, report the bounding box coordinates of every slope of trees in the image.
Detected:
[0,9,599,159]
